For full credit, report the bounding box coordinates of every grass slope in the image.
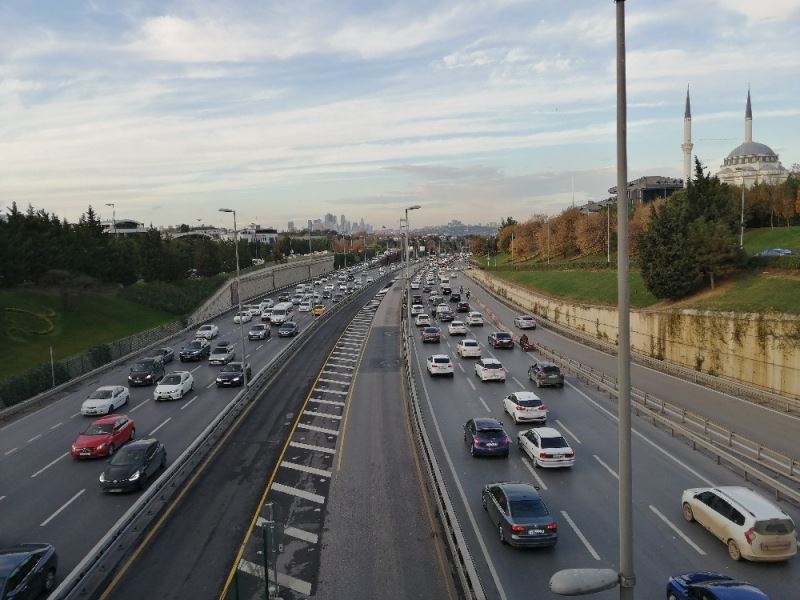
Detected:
[675,272,800,314]
[743,226,800,255]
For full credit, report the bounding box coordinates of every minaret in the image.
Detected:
[681,86,693,187]
[744,88,753,143]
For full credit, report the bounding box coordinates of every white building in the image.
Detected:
[101,219,147,236]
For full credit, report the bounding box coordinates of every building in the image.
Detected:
[681,86,693,188]
[100,219,147,236]
[608,176,684,206]
[715,90,789,188]
[287,221,295,232]
[307,219,313,232]
[239,226,278,244]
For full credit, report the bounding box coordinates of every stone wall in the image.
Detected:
[189,256,334,325]
[469,269,800,400]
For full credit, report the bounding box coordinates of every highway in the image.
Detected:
[0,264,388,586]
[408,270,800,599]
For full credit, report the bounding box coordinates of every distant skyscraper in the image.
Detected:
[340,214,346,230]
[307,219,313,232]
[287,221,296,232]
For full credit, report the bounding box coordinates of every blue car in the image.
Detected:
[667,572,770,600]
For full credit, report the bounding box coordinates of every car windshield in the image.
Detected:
[89,389,113,399]
[281,323,295,329]
[132,362,152,371]
[187,342,202,349]
[483,363,502,369]
[510,498,549,518]
[496,333,512,339]
[85,423,114,435]
[424,328,438,333]
[109,446,146,466]
[540,436,569,449]
[252,325,265,330]
[161,375,181,385]
[542,366,561,374]
[212,347,228,353]
[221,364,242,373]
[464,341,478,347]
[516,398,542,407]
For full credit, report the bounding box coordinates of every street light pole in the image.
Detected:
[735,168,747,248]
[219,208,248,387]
[105,203,116,237]
[404,205,421,294]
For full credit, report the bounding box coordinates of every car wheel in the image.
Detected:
[668,595,678,600]
[130,428,135,440]
[470,444,476,457]
[682,503,694,522]
[161,453,167,469]
[498,524,507,545]
[727,539,742,561]
[108,443,116,456]
[44,568,56,592]
[481,494,487,511]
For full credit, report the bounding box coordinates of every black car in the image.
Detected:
[450,293,461,303]
[127,357,165,386]
[464,418,510,457]
[481,482,558,547]
[216,362,252,387]
[442,286,452,295]
[332,293,344,303]
[179,339,210,362]
[278,321,300,337]
[99,438,166,492]
[456,301,470,313]
[278,292,290,302]
[438,310,454,322]
[322,290,332,299]
[0,544,58,598]
[528,360,565,388]
[488,332,514,349]
[156,347,175,363]
[422,285,432,293]
[247,324,271,341]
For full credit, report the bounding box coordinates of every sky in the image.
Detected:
[1,1,799,230]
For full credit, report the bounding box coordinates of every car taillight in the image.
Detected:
[539,452,548,459]
[566,452,575,458]
[538,372,545,378]
[540,405,547,410]
[511,525,526,532]
[501,436,509,445]
[546,522,557,531]
[744,528,755,545]
[474,439,482,446]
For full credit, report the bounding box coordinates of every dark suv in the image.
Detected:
[528,359,564,388]
[488,332,514,349]
[179,339,210,362]
[464,418,509,457]
[0,544,58,598]
[128,357,165,386]
[456,301,470,313]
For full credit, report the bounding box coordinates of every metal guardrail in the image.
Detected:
[49,269,396,600]
[400,286,486,600]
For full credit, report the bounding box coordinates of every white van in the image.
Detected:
[269,302,294,325]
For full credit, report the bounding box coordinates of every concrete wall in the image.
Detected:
[469,269,800,400]
[189,256,334,325]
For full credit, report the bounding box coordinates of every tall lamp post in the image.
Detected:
[404,205,421,291]
[105,203,117,237]
[735,167,749,248]
[219,208,248,387]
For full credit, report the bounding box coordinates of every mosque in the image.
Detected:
[682,89,789,188]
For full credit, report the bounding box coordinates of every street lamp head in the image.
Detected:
[218,208,234,213]
[105,203,114,207]
[407,205,421,211]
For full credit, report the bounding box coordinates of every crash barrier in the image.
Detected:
[49,269,397,600]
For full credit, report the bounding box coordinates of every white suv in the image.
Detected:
[474,358,506,382]
[681,486,797,562]
[457,339,481,358]
[426,355,454,377]
[503,391,547,424]
[466,312,484,326]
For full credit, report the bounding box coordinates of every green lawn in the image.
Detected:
[0,288,176,382]
[677,273,800,314]
[743,226,800,255]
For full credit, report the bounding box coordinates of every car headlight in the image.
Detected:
[129,470,141,482]
[145,374,152,379]
[97,443,106,450]
[99,472,106,482]
[232,376,241,382]
[71,445,77,452]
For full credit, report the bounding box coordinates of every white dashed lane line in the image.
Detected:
[290,441,336,455]
[129,399,151,413]
[593,454,619,479]
[560,510,601,560]
[49,422,63,431]
[297,423,340,436]
[309,398,345,407]
[478,396,491,413]
[467,378,476,391]
[512,376,526,389]
[272,482,326,504]
[303,410,342,421]
[180,395,200,411]
[148,417,172,436]
[555,419,582,444]
[27,434,42,443]
[280,460,332,478]
[5,447,18,456]
[520,456,548,490]
[649,505,707,555]
[40,489,86,527]
[31,452,69,478]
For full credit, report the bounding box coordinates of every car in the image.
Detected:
[179,338,211,361]
[99,438,166,493]
[216,362,252,387]
[448,321,467,335]
[488,331,514,349]
[248,323,271,340]
[681,486,797,562]
[466,312,484,326]
[195,324,219,339]
[422,326,441,343]
[518,427,574,467]
[278,292,291,302]
[411,281,420,289]
[71,415,135,458]
[291,295,303,305]
[322,290,332,299]
[456,301,470,313]
[154,371,194,401]
[313,304,326,317]
[298,301,312,312]
[481,482,557,547]
[666,572,770,600]
[260,308,274,322]
[333,293,344,303]
[456,339,482,358]
[366,277,374,283]
[528,360,564,388]
[438,308,454,322]
[464,418,510,457]
[514,315,538,329]
[503,391,547,424]
[278,321,300,337]
[415,314,431,327]
[0,543,58,598]
[422,285,432,293]
[426,354,454,376]
[156,347,175,363]
[209,342,236,365]
[757,248,794,257]
[128,357,165,386]
[429,294,444,306]
[411,304,425,316]
[449,292,462,303]
[475,358,506,381]
[233,311,252,324]
[81,385,130,416]
[261,298,275,309]
[412,294,423,304]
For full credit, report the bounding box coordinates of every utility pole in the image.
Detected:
[219,208,248,387]
[105,203,117,237]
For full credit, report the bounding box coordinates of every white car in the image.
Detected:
[474,358,506,381]
[466,312,484,326]
[411,304,425,316]
[81,386,130,416]
[411,281,420,289]
[233,311,252,324]
[291,295,303,305]
[261,299,275,309]
[366,277,374,283]
[456,339,482,358]
[324,284,334,292]
[514,314,537,329]
[415,314,431,327]
[298,301,312,312]
[518,427,575,468]
[426,354,454,376]
[448,321,467,335]
[503,391,547,424]
[154,371,194,401]
[195,324,219,339]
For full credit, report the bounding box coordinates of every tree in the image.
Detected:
[178,223,191,233]
[688,219,742,289]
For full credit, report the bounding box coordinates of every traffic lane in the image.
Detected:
[466,280,800,457]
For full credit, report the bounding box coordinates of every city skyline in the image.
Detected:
[1,1,798,228]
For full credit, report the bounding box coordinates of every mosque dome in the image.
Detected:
[726,141,777,159]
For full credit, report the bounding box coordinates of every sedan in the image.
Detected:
[481,482,557,548]
[421,326,441,343]
[464,418,510,457]
[278,321,300,337]
[278,292,291,302]
[475,358,506,382]
[448,321,467,336]
[179,338,210,361]
[456,301,471,313]
[426,354,454,376]
[333,293,344,303]
[0,544,58,598]
[438,309,454,322]
[298,301,313,312]
[233,311,252,324]
[466,312,484,326]
[456,339,482,358]
[209,342,236,365]
[518,427,575,468]
[411,304,425,316]
[248,324,271,340]
[488,331,514,349]
[216,362,252,387]
[156,347,175,363]
[666,572,769,600]
[195,324,218,339]
[81,386,130,416]
[99,438,166,493]
[514,315,538,329]
[153,371,194,401]
[71,415,135,459]
[414,314,431,328]
[503,391,547,424]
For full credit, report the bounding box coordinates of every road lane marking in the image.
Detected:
[206,381,216,389]
[27,434,42,443]
[512,376,526,389]
[649,505,707,555]
[478,396,491,413]
[129,399,150,413]
[4,447,18,456]
[467,378,476,390]
[555,420,582,444]
[457,363,465,372]
[49,422,63,431]
[40,489,86,527]
[31,452,69,478]
[238,559,313,596]
[0,496,5,502]
[148,417,172,436]
[283,526,319,545]
[70,412,80,418]
[272,482,325,504]
[290,441,336,455]
[303,410,342,421]
[317,377,350,385]
[321,370,352,378]
[280,460,332,478]
[313,388,348,396]
[309,397,345,407]
[297,423,339,436]
[593,454,619,479]
[561,511,600,560]
[190,366,202,373]
[180,395,200,411]
[520,457,548,490]
[256,344,264,351]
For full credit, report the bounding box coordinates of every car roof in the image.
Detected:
[461,339,479,344]
[481,358,501,365]
[494,331,512,336]
[96,385,120,391]
[199,324,214,329]
[512,391,541,401]
[494,481,542,499]
[124,438,157,450]
[469,311,482,316]
[535,360,559,368]
[531,427,562,438]
[715,486,790,519]
[0,545,49,573]
[474,418,503,430]
[430,354,451,360]
[90,415,123,425]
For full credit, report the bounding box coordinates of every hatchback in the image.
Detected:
[514,315,538,329]
[528,360,564,388]
[464,418,510,457]
[0,544,58,599]
[278,321,300,337]
[457,339,482,358]
[481,482,557,547]
[666,572,770,600]
[448,321,467,336]
[422,327,441,343]
[488,331,514,349]
[466,312,484,326]
[503,391,547,424]
[99,438,166,492]
[426,354,454,377]
[475,358,506,381]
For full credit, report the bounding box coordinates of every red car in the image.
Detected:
[71,415,135,459]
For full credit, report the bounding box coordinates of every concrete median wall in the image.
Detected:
[469,269,800,400]
[189,256,334,326]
